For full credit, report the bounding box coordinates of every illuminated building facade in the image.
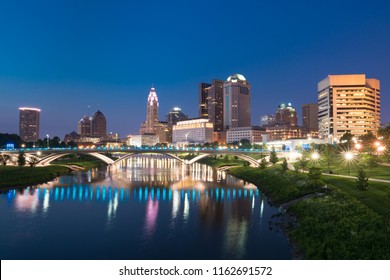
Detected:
[318,74,381,141]
[172,118,214,144]
[19,107,40,142]
[302,103,318,137]
[226,126,263,144]
[223,74,251,129]
[265,124,302,141]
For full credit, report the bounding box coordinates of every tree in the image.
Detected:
[18,151,26,167]
[356,168,369,191]
[359,153,380,172]
[296,157,309,171]
[321,144,336,173]
[281,158,288,173]
[0,154,11,166]
[308,167,322,180]
[340,132,354,149]
[28,156,40,167]
[269,148,278,165]
[260,158,267,169]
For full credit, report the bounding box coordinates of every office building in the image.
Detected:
[92,110,107,138]
[130,134,159,147]
[19,107,40,142]
[78,115,93,137]
[165,107,188,127]
[302,104,318,131]
[226,126,264,144]
[223,74,251,129]
[199,80,224,131]
[275,103,298,126]
[318,74,380,141]
[199,83,211,119]
[172,118,214,145]
[260,115,276,127]
[265,124,302,141]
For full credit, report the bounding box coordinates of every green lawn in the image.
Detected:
[322,176,390,218]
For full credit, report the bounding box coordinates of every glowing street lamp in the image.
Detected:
[46,134,50,149]
[355,143,362,150]
[311,152,320,160]
[344,152,354,175]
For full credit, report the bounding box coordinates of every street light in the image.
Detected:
[46,134,50,149]
[311,152,320,160]
[344,152,354,175]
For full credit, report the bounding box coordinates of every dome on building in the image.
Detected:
[226,73,246,83]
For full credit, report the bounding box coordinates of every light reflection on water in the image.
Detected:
[0,155,292,260]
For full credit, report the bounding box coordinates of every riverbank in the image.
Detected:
[228,166,390,259]
[0,165,71,189]
[0,159,105,190]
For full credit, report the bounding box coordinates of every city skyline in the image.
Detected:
[0,0,389,138]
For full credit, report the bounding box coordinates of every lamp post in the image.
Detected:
[46,134,50,149]
[344,152,353,175]
[311,151,320,166]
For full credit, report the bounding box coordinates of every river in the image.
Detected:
[0,155,292,259]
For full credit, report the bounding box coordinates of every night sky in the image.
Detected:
[1,0,389,138]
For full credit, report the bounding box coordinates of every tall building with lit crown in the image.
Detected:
[199,80,224,131]
[318,74,380,141]
[19,107,40,142]
[223,74,251,129]
[145,87,159,134]
[140,86,170,143]
[92,110,107,138]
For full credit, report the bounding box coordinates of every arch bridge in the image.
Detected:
[0,147,281,168]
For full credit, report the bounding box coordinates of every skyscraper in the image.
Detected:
[275,103,298,126]
[199,83,211,119]
[92,110,107,138]
[145,87,159,134]
[78,115,92,137]
[318,74,380,141]
[199,80,224,131]
[19,107,40,142]
[140,86,169,143]
[302,103,318,133]
[165,107,188,127]
[223,74,251,129]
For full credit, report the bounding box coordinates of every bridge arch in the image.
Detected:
[38,152,114,166]
[111,152,186,167]
[187,153,260,167]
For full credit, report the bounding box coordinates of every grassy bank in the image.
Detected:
[229,166,323,204]
[0,166,71,189]
[228,166,390,259]
[198,156,247,168]
[321,176,390,218]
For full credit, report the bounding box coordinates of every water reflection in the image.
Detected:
[0,155,290,259]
